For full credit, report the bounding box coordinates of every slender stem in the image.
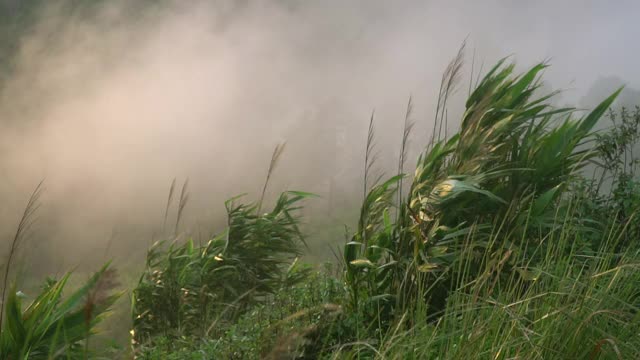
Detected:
[0,180,44,331]
[258,143,285,214]
[163,178,176,234]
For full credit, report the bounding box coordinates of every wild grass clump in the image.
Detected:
[343,58,622,330]
[124,55,640,359]
[0,263,120,360]
[0,183,120,359]
[341,227,640,359]
[329,57,640,359]
[135,263,346,359]
[132,190,315,347]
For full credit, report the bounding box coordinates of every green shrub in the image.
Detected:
[132,191,314,346]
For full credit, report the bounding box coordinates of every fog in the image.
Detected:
[1,0,638,276]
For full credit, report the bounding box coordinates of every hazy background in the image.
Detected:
[0,0,638,279]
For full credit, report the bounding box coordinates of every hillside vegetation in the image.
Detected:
[2,47,640,359]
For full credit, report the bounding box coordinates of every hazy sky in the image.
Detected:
[0,0,638,272]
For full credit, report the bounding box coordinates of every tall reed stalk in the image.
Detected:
[0,180,44,331]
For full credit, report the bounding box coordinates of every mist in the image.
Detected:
[1,0,638,276]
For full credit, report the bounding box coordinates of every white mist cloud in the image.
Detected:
[0,0,638,272]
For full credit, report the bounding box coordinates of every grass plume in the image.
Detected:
[0,179,44,331]
[258,142,286,214]
[431,41,465,147]
[397,96,415,205]
[174,178,189,236]
[163,178,176,234]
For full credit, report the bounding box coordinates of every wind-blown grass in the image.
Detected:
[0,263,120,359]
[132,190,315,348]
[2,51,636,359]
[128,57,640,359]
[344,58,623,329]
[337,221,640,359]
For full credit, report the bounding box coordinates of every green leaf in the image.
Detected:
[531,185,561,216]
[579,87,623,135]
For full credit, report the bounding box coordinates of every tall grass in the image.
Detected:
[128,56,640,359]
[0,50,591,358]
[132,189,315,347]
[337,217,640,359]
[344,58,623,330]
